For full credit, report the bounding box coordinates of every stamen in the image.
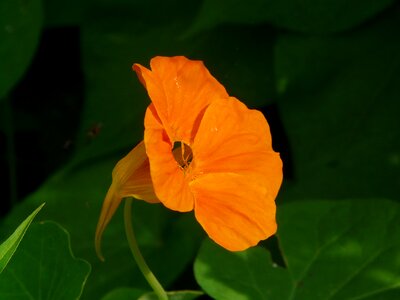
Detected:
[172,142,193,169]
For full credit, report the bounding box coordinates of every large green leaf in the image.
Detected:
[195,240,290,299]
[0,203,44,273]
[0,222,91,299]
[275,8,400,200]
[0,0,43,99]
[195,198,400,299]
[187,0,395,35]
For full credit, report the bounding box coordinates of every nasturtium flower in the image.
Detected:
[95,56,283,258]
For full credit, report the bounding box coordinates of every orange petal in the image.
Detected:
[115,141,159,204]
[192,97,283,199]
[133,56,228,143]
[95,184,121,261]
[190,173,277,251]
[144,103,194,212]
[95,141,158,260]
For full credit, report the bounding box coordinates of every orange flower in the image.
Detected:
[95,56,282,258]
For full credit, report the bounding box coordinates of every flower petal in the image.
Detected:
[115,141,159,204]
[144,104,194,212]
[94,184,121,261]
[192,97,283,199]
[190,173,277,251]
[133,56,228,143]
[95,141,158,260]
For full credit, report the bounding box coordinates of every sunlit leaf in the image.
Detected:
[195,199,400,299]
[195,240,290,299]
[0,203,44,273]
[0,222,91,300]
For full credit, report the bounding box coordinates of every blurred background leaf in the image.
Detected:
[0,222,90,300]
[0,0,43,99]
[195,198,400,299]
[275,6,400,200]
[187,0,395,35]
[43,0,85,27]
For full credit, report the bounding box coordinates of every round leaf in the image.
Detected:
[0,222,91,300]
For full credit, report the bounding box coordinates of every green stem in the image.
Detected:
[123,198,168,300]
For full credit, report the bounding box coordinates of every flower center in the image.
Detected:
[172,141,193,170]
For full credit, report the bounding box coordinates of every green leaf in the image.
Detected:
[195,198,400,299]
[0,0,43,99]
[0,222,91,300]
[101,287,147,300]
[187,0,395,35]
[139,290,204,300]
[0,203,45,273]
[195,240,290,300]
[275,8,400,200]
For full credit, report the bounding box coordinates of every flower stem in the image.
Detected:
[123,198,168,300]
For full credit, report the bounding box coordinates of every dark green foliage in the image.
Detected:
[0,0,43,99]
